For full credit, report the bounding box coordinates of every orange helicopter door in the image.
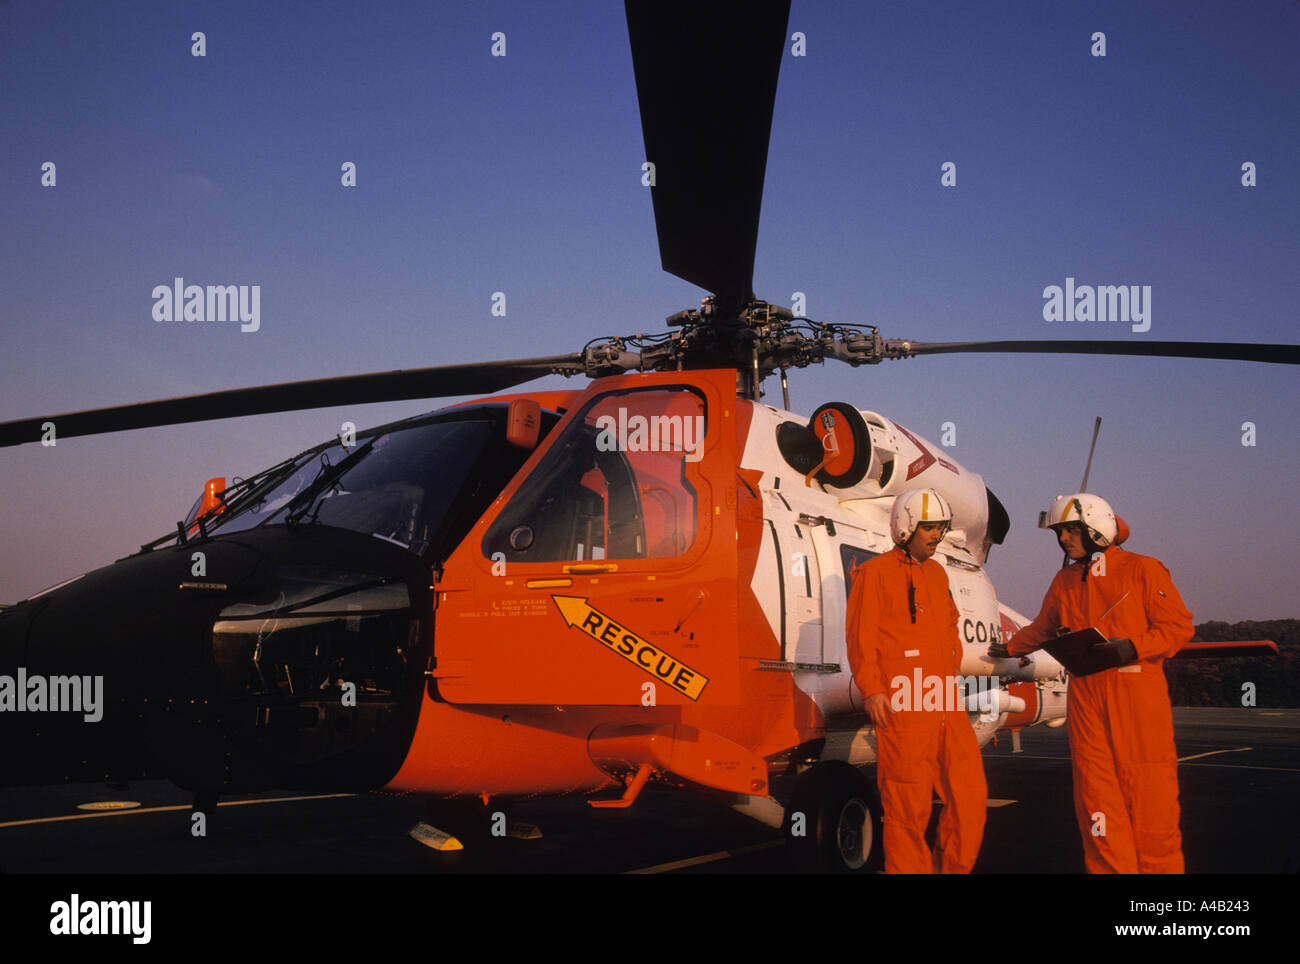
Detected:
[432,369,741,706]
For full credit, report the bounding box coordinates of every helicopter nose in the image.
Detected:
[0,538,269,789]
[0,526,431,793]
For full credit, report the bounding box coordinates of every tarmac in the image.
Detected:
[4,707,1291,947]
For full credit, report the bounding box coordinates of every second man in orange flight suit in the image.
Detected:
[995,493,1193,873]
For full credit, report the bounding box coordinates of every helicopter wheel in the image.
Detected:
[783,761,884,874]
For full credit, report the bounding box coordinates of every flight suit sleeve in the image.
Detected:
[1130,557,1194,661]
[1006,572,1064,657]
[846,566,885,699]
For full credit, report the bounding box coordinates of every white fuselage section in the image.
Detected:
[738,402,1066,756]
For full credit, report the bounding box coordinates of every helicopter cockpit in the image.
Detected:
[205,405,558,564]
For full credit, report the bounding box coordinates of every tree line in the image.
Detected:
[1165,619,1299,707]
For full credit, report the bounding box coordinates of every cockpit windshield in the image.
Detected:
[207,409,544,561]
[210,443,349,536]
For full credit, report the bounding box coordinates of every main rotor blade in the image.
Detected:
[0,354,584,448]
[625,0,790,301]
[900,340,1300,365]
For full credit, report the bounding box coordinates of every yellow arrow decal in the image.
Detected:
[552,595,709,701]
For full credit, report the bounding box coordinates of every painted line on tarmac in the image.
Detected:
[622,839,784,874]
[994,749,1297,773]
[988,754,1072,761]
[1178,762,1300,773]
[1178,747,1251,762]
[0,792,356,830]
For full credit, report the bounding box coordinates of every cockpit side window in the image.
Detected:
[483,387,705,563]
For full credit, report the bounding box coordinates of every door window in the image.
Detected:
[483,387,705,563]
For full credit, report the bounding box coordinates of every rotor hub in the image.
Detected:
[580,297,898,400]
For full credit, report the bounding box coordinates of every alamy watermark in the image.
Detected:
[1042,277,1150,333]
[0,668,103,722]
[889,671,1002,721]
[594,408,705,463]
[50,894,150,944]
[152,277,260,332]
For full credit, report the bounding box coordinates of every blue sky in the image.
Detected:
[1,0,1297,622]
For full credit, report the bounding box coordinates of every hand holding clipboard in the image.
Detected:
[1043,628,1138,676]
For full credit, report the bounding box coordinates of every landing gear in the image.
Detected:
[783,761,884,873]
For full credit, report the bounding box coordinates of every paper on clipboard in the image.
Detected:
[1042,627,1113,677]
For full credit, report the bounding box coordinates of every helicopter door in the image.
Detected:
[785,516,823,664]
[785,514,850,669]
[432,369,741,706]
[808,521,841,667]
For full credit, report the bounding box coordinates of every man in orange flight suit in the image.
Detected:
[846,488,987,873]
[997,493,1193,873]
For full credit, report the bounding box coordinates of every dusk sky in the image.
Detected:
[1,0,1296,623]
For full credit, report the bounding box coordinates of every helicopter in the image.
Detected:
[1,2,1296,874]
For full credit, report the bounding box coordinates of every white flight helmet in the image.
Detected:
[890,488,953,545]
[1041,493,1117,548]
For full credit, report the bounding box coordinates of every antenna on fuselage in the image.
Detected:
[1079,416,1102,492]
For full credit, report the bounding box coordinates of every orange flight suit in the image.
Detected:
[846,546,987,873]
[1009,546,1193,873]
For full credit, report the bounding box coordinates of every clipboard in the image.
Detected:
[1041,627,1114,677]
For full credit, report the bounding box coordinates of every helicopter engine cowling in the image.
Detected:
[799,407,1008,563]
[854,412,991,553]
